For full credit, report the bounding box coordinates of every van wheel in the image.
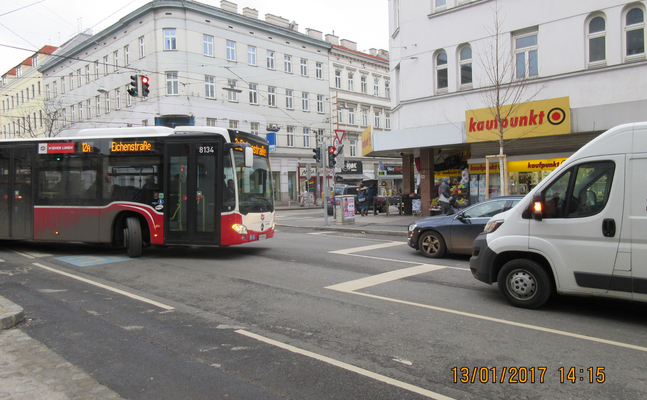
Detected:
[124,217,142,258]
[497,259,552,309]
[418,231,446,258]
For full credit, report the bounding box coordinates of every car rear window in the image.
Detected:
[347,188,358,195]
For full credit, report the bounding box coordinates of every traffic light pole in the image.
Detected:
[322,142,329,226]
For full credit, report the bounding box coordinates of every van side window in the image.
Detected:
[542,161,615,219]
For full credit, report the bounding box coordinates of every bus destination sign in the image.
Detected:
[233,137,268,157]
[111,140,154,152]
[38,143,75,154]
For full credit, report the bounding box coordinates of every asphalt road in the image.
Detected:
[1,210,647,399]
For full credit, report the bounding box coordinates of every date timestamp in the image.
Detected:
[451,366,606,384]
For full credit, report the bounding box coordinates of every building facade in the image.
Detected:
[29,0,393,206]
[379,0,647,214]
[1,46,57,138]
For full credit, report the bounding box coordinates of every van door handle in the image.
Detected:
[602,218,616,237]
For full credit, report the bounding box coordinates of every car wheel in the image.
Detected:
[418,230,446,258]
[497,259,553,309]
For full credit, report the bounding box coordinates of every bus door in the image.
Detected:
[164,141,221,245]
[0,146,33,239]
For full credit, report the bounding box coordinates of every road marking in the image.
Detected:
[236,329,455,400]
[32,263,174,310]
[326,265,647,353]
[10,249,52,258]
[330,241,405,255]
[55,255,133,267]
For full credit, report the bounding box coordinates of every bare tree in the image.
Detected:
[475,0,545,196]
[13,98,77,138]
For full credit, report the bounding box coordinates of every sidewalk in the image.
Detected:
[275,205,422,237]
[0,297,124,399]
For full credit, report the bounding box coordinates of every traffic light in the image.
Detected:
[127,75,139,97]
[141,75,150,97]
[312,148,320,162]
[328,146,337,168]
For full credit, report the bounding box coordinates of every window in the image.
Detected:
[166,72,179,95]
[229,120,238,129]
[348,107,355,125]
[206,118,216,126]
[105,93,110,113]
[226,40,236,61]
[362,109,368,126]
[103,56,109,76]
[77,69,82,87]
[139,36,145,58]
[203,35,214,56]
[625,7,645,60]
[436,51,448,91]
[227,79,238,101]
[113,50,119,71]
[115,88,121,110]
[286,89,293,109]
[514,31,538,79]
[124,45,129,65]
[335,70,342,88]
[16,66,22,77]
[284,55,292,72]
[360,75,367,93]
[85,65,90,83]
[68,73,74,91]
[287,126,295,147]
[87,99,92,118]
[61,77,66,94]
[248,46,256,65]
[374,111,381,128]
[385,80,390,98]
[386,113,391,129]
[350,139,357,157]
[250,122,259,135]
[267,50,275,69]
[302,92,309,111]
[268,86,276,107]
[164,29,177,50]
[32,55,38,67]
[374,78,380,96]
[126,86,132,107]
[53,81,57,97]
[205,75,215,99]
[249,83,258,104]
[303,127,310,148]
[95,95,101,116]
[459,45,473,86]
[300,59,308,76]
[541,161,614,219]
[434,0,447,12]
[316,62,323,79]
[587,16,606,66]
[317,94,324,113]
[78,102,83,121]
[348,73,354,91]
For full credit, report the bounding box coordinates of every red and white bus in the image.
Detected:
[0,126,275,257]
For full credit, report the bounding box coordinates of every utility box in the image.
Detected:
[336,195,355,224]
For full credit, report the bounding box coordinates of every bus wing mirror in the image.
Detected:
[244,146,254,168]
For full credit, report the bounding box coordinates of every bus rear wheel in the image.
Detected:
[124,217,142,258]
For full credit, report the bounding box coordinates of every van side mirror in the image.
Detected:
[531,193,543,221]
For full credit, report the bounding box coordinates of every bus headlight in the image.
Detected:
[231,224,248,235]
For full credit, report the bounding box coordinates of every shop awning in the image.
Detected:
[336,174,371,181]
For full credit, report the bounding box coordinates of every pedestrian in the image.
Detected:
[367,183,377,215]
[357,184,368,216]
[439,177,454,215]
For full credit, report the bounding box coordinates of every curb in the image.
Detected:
[277,224,409,237]
[0,295,25,330]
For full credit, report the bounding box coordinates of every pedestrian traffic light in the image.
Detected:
[312,148,320,162]
[328,146,337,168]
[141,75,150,97]
[127,75,139,97]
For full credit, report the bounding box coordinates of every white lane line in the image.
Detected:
[326,266,647,353]
[32,263,174,311]
[236,329,455,400]
[326,264,446,292]
[10,249,52,258]
[330,241,405,255]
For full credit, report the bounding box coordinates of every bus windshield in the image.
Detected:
[233,151,273,214]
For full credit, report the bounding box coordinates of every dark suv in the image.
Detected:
[327,185,359,215]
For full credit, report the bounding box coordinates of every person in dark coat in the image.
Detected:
[439,177,454,215]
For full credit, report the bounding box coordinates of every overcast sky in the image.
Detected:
[0,0,389,75]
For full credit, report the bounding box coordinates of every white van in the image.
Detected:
[470,122,647,308]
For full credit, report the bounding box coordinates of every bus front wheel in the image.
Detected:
[124,217,143,258]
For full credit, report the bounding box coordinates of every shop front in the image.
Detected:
[298,165,332,205]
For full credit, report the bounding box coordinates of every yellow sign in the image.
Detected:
[434,169,463,178]
[361,126,372,157]
[469,158,567,174]
[111,141,153,152]
[233,138,268,157]
[466,97,570,143]
[469,163,500,174]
